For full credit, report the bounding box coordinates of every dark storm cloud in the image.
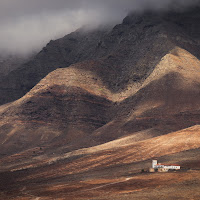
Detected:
[0,0,199,55]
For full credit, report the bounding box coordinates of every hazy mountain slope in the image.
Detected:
[0,54,31,77]
[0,7,200,105]
[0,28,109,105]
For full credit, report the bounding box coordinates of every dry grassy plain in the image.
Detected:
[0,126,200,200]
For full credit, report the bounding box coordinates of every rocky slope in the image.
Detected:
[0,46,199,158]
[0,7,200,105]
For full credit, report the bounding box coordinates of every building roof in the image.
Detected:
[156,164,180,166]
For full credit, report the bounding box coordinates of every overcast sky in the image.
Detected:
[0,0,199,56]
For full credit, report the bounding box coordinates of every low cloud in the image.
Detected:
[0,0,199,56]
[0,9,110,56]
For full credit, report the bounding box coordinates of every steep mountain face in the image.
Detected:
[1,7,200,105]
[0,6,200,200]
[0,28,110,105]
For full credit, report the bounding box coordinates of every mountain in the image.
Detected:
[0,27,110,105]
[0,6,200,200]
[0,7,200,105]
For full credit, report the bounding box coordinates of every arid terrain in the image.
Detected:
[0,126,200,199]
[0,6,200,200]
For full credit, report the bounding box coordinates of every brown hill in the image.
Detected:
[92,47,200,143]
[0,126,200,199]
[0,47,200,158]
[0,48,200,165]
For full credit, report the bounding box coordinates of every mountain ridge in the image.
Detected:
[0,46,199,157]
[0,7,200,105]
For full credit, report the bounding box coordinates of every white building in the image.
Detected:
[152,160,180,171]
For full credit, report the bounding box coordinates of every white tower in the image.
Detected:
[152,160,157,168]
